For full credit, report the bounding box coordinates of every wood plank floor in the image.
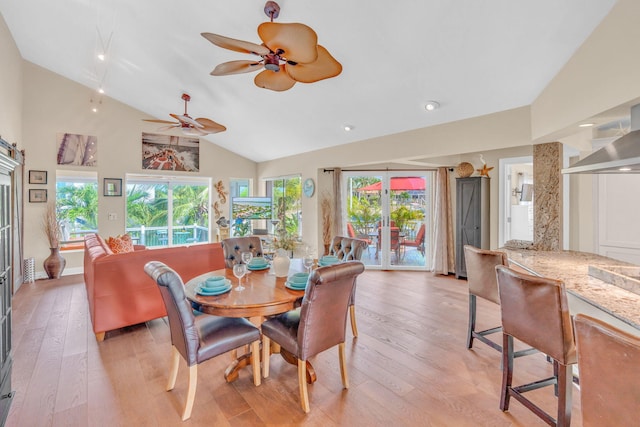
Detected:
[6,271,583,426]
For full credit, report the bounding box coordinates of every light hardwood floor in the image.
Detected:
[7,271,583,426]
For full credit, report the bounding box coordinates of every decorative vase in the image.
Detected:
[43,247,66,279]
[456,162,475,178]
[273,249,291,277]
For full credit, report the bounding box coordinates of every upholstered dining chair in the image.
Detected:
[144,261,261,421]
[261,261,365,413]
[495,265,577,427]
[574,314,640,427]
[221,236,264,268]
[329,236,368,337]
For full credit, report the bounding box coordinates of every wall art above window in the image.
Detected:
[56,133,98,166]
[141,132,199,172]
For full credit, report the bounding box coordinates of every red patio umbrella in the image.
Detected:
[357,177,425,192]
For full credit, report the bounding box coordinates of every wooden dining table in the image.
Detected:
[184,259,317,384]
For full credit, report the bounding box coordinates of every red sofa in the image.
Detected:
[83,233,225,341]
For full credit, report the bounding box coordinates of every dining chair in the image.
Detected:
[221,236,264,268]
[261,261,365,413]
[401,223,425,255]
[495,265,576,427]
[329,236,368,337]
[144,261,261,421]
[574,314,640,427]
[376,226,401,260]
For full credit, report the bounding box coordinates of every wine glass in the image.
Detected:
[303,254,314,274]
[241,251,253,266]
[233,263,247,291]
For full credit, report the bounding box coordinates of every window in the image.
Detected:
[265,175,301,238]
[56,171,98,249]
[126,175,210,247]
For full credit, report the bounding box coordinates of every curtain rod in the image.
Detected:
[324,167,445,172]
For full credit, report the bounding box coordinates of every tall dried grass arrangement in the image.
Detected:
[320,193,333,246]
[42,202,62,248]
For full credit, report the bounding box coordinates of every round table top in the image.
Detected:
[184,259,306,318]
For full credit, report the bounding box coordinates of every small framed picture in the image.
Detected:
[104,178,122,197]
[29,170,47,184]
[29,189,47,203]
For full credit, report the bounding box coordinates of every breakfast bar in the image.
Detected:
[503,248,640,334]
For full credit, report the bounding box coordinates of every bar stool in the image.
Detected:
[463,245,537,359]
[574,314,640,427]
[495,265,576,427]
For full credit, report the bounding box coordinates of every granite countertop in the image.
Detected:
[502,248,640,330]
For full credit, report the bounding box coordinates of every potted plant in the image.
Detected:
[42,202,66,279]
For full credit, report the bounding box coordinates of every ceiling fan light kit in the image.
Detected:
[143,93,226,136]
[202,1,342,92]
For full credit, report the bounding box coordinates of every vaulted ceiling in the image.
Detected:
[0,0,617,162]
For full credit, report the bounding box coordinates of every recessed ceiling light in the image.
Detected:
[97,53,106,61]
[424,101,440,111]
[579,123,594,127]
[98,87,105,94]
[619,167,632,171]
[343,124,354,131]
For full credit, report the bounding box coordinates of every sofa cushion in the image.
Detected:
[107,234,134,254]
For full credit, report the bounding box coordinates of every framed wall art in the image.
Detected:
[104,178,122,197]
[28,170,47,184]
[29,189,47,203]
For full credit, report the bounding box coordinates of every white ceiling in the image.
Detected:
[0,0,617,162]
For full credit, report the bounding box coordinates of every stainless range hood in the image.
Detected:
[562,104,640,174]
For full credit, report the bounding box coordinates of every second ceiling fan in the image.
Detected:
[202,1,342,92]
[144,93,226,136]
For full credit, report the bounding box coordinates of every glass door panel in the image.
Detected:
[344,171,432,270]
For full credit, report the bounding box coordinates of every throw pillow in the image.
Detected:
[107,234,135,254]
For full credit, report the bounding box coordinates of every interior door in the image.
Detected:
[343,171,432,270]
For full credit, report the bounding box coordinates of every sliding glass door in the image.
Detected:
[343,171,433,270]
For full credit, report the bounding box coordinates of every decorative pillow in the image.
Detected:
[107,234,135,254]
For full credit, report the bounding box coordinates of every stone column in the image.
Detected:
[533,142,562,250]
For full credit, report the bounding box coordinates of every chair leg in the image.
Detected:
[500,334,514,411]
[262,335,271,378]
[167,346,180,391]
[349,305,358,337]
[298,358,310,413]
[467,294,477,349]
[182,365,197,421]
[339,342,349,389]
[556,363,573,427]
[251,340,261,386]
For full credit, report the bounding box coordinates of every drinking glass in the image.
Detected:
[303,254,314,274]
[241,251,253,265]
[233,263,247,291]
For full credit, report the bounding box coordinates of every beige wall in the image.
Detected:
[19,63,257,277]
[0,13,22,144]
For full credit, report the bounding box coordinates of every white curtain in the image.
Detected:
[332,168,343,236]
[431,167,455,275]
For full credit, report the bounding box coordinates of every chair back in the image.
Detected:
[414,223,426,244]
[144,261,199,365]
[298,261,365,360]
[495,265,576,365]
[574,314,640,427]
[221,236,264,268]
[464,245,507,304]
[346,223,357,238]
[329,236,368,261]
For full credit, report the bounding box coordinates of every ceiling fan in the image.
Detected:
[201,1,342,92]
[143,93,226,136]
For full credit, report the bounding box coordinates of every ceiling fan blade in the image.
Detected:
[285,45,342,83]
[170,113,203,128]
[254,65,296,92]
[158,124,179,132]
[201,32,270,56]
[195,118,227,134]
[211,60,264,76]
[258,22,318,64]
[143,119,179,125]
